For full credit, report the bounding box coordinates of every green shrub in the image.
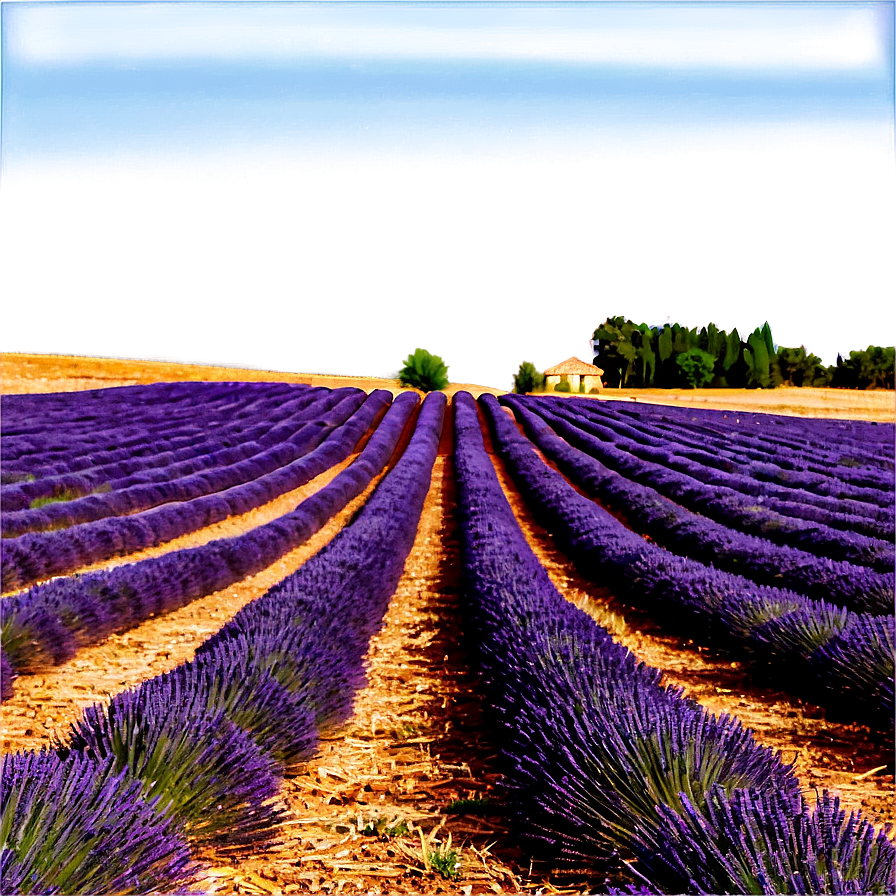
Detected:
[422,832,462,880]
[513,361,544,394]
[398,349,449,393]
[676,348,716,388]
[554,379,571,393]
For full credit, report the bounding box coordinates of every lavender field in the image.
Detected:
[1,375,893,895]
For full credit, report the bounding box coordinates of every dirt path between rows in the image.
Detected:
[479,406,895,831]
[190,450,539,896]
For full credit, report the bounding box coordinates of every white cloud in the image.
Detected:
[19,3,880,64]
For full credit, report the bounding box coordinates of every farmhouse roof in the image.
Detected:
[543,357,604,376]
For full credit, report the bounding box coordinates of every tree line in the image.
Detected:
[591,316,894,390]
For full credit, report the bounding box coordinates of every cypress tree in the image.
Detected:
[742,346,755,385]
[672,324,689,355]
[747,330,770,388]
[723,329,740,370]
[760,321,783,387]
[638,324,657,387]
[761,321,776,358]
[655,326,674,388]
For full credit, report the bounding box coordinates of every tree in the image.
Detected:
[759,322,783,387]
[637,323,657,387]
[803,354,832,388]
[830,346,895,390]
[778,346,807,386]
[721,328,742,386]
[676,348,716,388]
[513,361,544,394]
[778,346,830,387]
[398,348,449,392]
[593,316,643,387]
[746,329,770,388]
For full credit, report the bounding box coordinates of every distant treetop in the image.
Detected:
[591,316,892,390]
[398,348,449,393]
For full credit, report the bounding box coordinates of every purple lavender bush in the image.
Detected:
[503,397,892,615]
[484,395,893,729]
[1,750,195,894]
[64,690,285,854]
[1,389,378,590]
[0,389,408,693]
[108,645,319,772]
[630,786,895,895]
[453,390,895,892]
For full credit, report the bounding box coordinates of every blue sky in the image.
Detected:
[1,2,894,389]
[3,2,893,174]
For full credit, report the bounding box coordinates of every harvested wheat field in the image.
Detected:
[1,352,894,896]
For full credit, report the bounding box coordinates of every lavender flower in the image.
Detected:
[64,689,285,854]
[1,749,195,894]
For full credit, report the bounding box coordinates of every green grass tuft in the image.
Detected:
[29,484,110,510]
[427,846,462,880]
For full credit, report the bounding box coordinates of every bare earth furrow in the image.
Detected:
[191,455,531,895]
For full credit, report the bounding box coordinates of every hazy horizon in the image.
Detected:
[2,1,894,390]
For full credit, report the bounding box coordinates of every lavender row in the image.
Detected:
[1,400,286,485]
[1,392,444,895]
[549,401,894,538]
[1,380,291,430]
[2,386,331,510]
[486,396,894,730]
[544,399,893,526]
[524,400,894,572]
[557,397,894,507]
[0,390,377,592]
[543,398,895,547]
[1,379,266,435]
[605,399,895,490]
[1,381,301,468]
[0,389,411,686]
[3,380,316,481]
[453,392,893,894]
[0,396,322,513]
[3,390,354,536]
[624,406,894,485]
[611,397,894,466]
[194,389,445,728]
[503,397,892,615]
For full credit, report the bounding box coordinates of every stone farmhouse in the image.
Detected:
[543,357,604,393]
